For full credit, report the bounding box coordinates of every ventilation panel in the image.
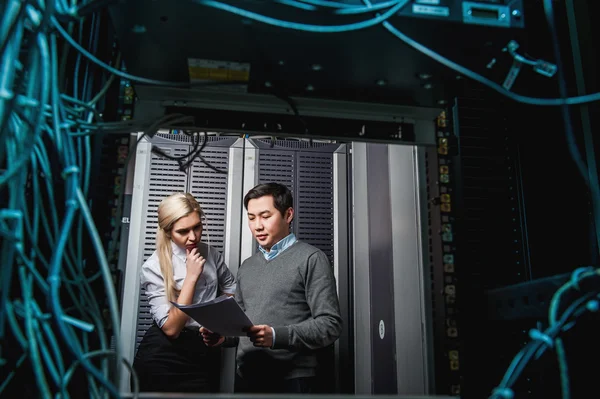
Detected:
[144,146,190,260]
[137,145,188,348]
[256,141,337,265]
[258,150,296,196]
[297,153,335,262]
[190,146,230,252]
[256,138,334,149]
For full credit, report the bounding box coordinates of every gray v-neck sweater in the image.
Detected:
[235,241,342,380]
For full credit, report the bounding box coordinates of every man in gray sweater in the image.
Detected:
[201,182,342,393]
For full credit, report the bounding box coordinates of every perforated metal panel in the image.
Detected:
[137,145,189,347]
[257,150,295,196]
[135,135,232,349]
[190,146,230,252]
[144,146,190,261]
[255,139,337,264]
[255,140,338,393]
[297,153,334,260]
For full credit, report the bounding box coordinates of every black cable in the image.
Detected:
[151,131,204,162]
[196,132,227,174]
[150,131,206,173]
[149,130,228,174]
[180,132,227,174]
[178,131,208,171]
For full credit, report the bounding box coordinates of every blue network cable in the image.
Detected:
[1,3,199,397]
[335,0,403,14]
[0,1,133,397]
[3,1,600,398]
[294,0,352,8]
[489,268,600,399]
[193,0,600,107]
[274,0,318,11]
[195,0,407,32]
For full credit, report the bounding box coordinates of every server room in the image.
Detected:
[1,1,599,398]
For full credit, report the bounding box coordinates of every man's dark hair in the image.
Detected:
[243,182,293,216]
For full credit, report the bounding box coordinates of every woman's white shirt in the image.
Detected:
[141,241,236,328]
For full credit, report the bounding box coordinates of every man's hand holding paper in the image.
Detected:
[246,325,273,348]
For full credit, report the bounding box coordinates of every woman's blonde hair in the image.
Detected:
[156,192,204,302]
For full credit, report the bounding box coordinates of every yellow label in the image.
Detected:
[187,58,251,89]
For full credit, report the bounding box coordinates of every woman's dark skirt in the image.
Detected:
[132,324,221,393]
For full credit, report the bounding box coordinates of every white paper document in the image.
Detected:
[171,295,253,336]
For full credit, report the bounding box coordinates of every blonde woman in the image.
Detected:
[132,192,236,393]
